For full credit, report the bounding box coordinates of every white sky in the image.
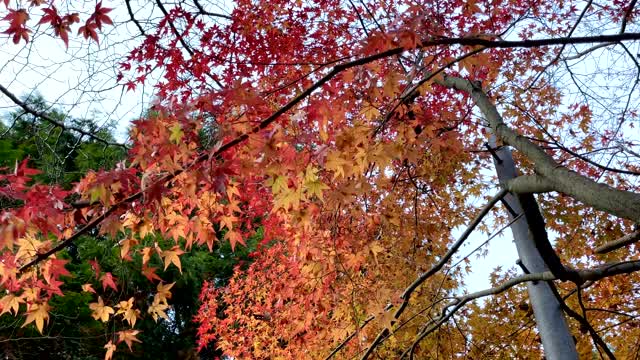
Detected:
[0,2,158,141]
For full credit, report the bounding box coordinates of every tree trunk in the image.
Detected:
[492,143,578,360]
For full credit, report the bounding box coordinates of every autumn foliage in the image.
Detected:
[2,0,640,359]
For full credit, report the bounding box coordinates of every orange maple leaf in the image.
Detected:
[117,329,142,351]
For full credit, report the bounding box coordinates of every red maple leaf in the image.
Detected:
[141,265,162,282]
[78,22,99,43]
[91,1,113,30]
[88,259,101,280]
[1,9,31,44]
[100,272,118,291]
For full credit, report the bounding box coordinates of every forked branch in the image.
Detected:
[400,260,640,359]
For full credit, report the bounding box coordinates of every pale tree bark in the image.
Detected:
[490,142,578,360]
[437,75,640,223]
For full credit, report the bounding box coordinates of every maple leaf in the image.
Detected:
[15,234,42,261]
[81,283,96,293]
[325,151,350,179]
[219,214,237,231]
[91,1,113,30]
[2,9,31,44]
[117,329,142,351]
[119,237,139,260]
[303,179,329,201]
[78,21,99,43]
[169,123,184,144]
[0,294,23,315]
[272,187,301,211]
[148,299,169,322]
[140,247,153,265]
[160,246,184,273]
[22,302,50,334]
[88,258,101,279]
[115,297,139,327]
[41,258,70,284]
[63,12,80,25]
[125,80,136,92]
[155,282,174,304]
[38,6,59,26]
[224,230,244,250]
[100,272,118,291]
[267,175,288,194]
[141,265,162,282]
[89,296,114,322]
[104,340,116,360]
[3,8,28,27]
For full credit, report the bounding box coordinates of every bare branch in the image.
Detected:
[401,260,640,359]
[595,230,640,254]
[0,84,128,149]
[193,0,232,20]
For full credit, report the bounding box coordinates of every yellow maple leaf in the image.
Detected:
[104,340,116,360]
[272,189,301,211]
[119,238,139,259]
[219,214,237,231]
[304,179,329,201]
[22,287,39,302]
[155,282,174,304]
[140,247,153,265]
[81,283,96,293]
[15,234,41,261]
[89,296,114,322]
[148,299,169,322]
[0,294,23,315]
[22,302,50,334]
[226,182,240,200]
[362,103,380,121]
[325,151,350,179]
[169,123,184,144]
[138,219,153,239]
[117,329,142,351]
[116,297,139,327]
[267,175,288,194]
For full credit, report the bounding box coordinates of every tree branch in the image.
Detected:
[401,260,640,359]
[504,175,555,193]
[193,0,232,20]
[437,76,640,223]
[359,189,508,360]
[620,0,638,34]
[0,84,128,149]
[595,230,640,254]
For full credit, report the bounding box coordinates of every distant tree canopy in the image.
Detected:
[0,95,124,186]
